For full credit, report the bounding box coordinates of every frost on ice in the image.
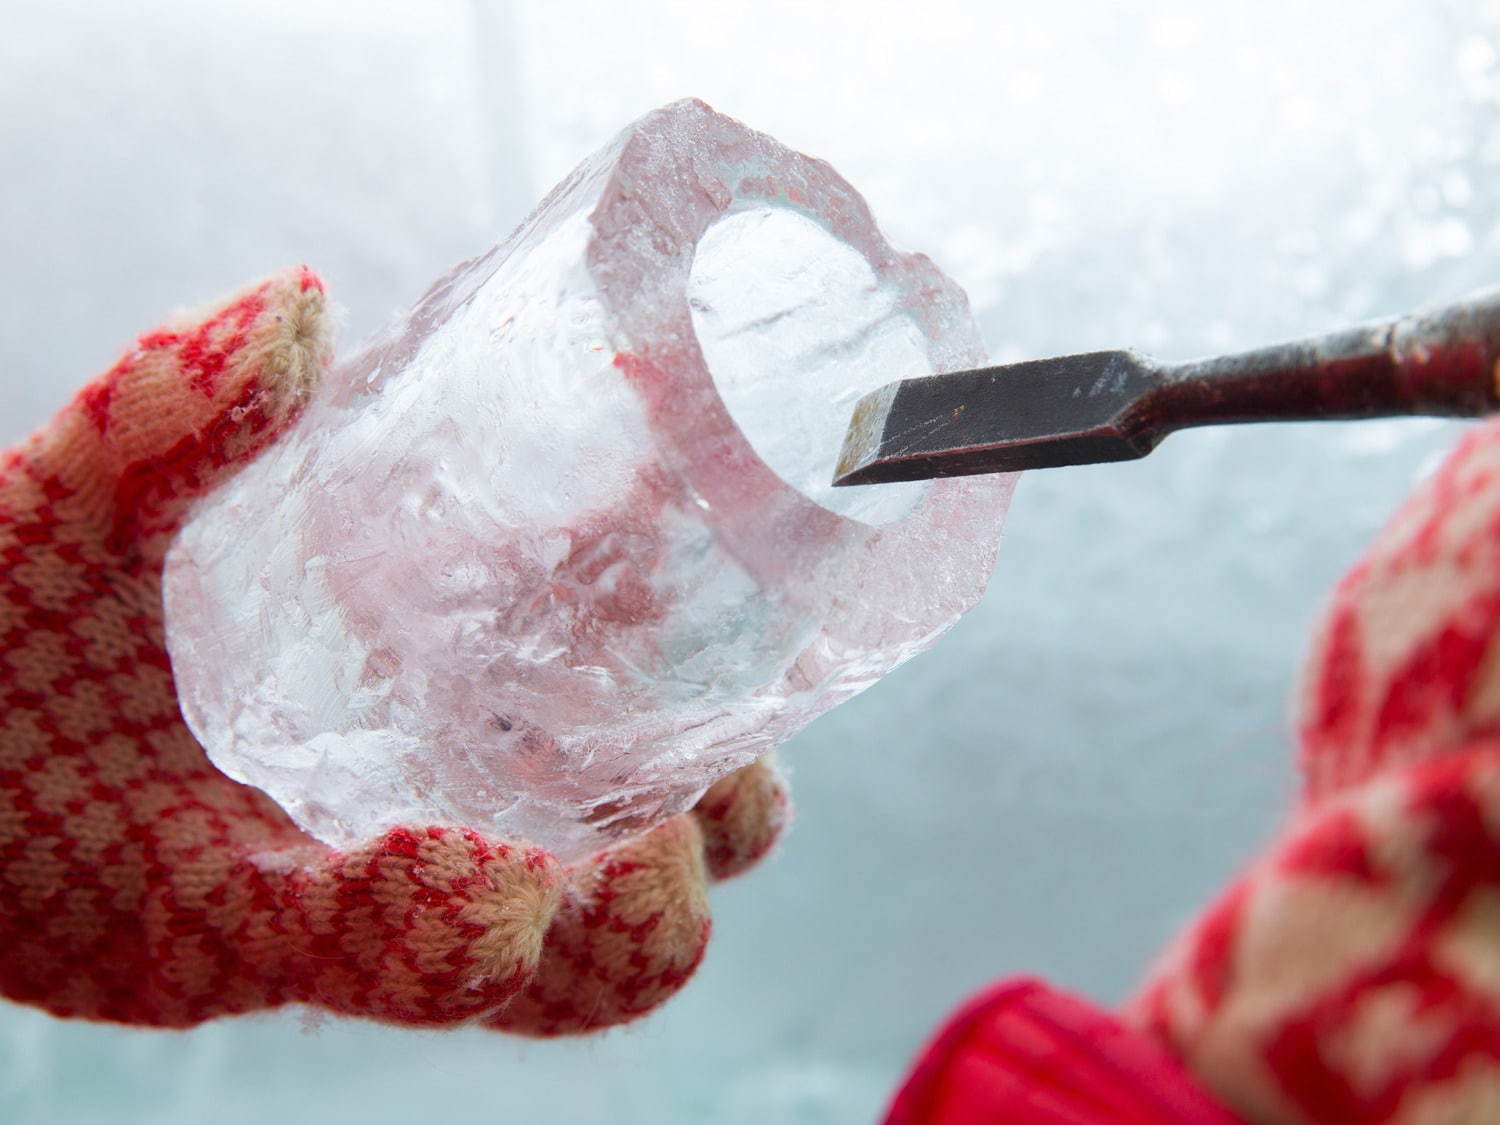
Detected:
[162,99,1014,860]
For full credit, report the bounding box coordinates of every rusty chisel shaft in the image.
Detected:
[833,291,1500,485]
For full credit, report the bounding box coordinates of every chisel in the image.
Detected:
[833,292,1500,485]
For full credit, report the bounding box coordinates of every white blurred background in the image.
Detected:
[3,1,1498,1120]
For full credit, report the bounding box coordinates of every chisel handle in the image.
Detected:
[1154,291,1500,434]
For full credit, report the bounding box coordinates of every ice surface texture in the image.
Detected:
[163,99,1012,860]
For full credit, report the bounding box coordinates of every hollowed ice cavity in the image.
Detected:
[163,99,1014,861]
[689,206,930,525]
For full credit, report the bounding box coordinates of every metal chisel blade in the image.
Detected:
[833,351,1161,485]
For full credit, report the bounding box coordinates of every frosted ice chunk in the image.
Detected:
[162,99,1014,860]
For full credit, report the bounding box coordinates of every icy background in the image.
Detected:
[2,0,1498,1120]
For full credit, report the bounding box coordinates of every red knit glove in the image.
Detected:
[0,269,788,1031]
[1128,421,1500,1122]
[886,423,1500,1124]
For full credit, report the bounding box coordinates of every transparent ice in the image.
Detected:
[161,100,1012,860]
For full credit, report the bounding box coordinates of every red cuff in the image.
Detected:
[884,978,1243,1124]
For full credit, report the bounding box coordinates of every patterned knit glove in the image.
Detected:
[1131,420,1500,1123]
[0,269,788,1032]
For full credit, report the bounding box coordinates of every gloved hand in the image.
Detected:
[888,421,1500,1124]
[0,268,788,1032]
[1129,420,1500,1122]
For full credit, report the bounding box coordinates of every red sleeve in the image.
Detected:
[885,977,1243,1124]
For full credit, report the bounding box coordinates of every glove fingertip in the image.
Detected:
[286,825,563,1027]
[488,816,712,1037]
[41,267,335,560]
[693,754,792,881]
